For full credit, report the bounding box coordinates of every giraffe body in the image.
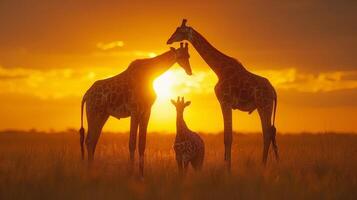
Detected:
[215,69,276,114]
[174,133,205,171]
[167,20,279,170]
[80,44,192,177]
[171,97,205,175]
[84,70,156,122]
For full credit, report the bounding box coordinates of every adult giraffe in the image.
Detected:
[167,20,279,170]
[79,43,192,177]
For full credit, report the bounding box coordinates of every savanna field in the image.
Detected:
[0,131,356,200]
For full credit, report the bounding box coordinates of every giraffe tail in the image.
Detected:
[79,93,87,160]
[272,89,277,128]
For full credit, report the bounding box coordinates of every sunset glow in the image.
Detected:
[1,1,357,198]
[0,1,356,133]
[154,71,176,99]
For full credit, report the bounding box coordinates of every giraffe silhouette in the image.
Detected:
[171,96,204,176]
[167,20,279,170]
[79,43,192,177]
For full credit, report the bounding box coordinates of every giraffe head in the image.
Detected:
[171,42,192,75]
[167,19,192,45]
[171,96,191,113]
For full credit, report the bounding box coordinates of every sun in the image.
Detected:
[153,71,176,99]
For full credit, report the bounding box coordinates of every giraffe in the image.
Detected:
[167,19,279,170]
[79,43,192,177]
[171,96,205,176]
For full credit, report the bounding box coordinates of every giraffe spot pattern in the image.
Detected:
[174,130,205,170]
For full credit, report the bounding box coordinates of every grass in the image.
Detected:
[0,131,356,200]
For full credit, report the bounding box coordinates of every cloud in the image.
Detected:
[92,50,157,58]
[0,67,29,80]
[0,66,356,101]
[96,41,124,50]
[157,68,357,96]
[0,66,119,99]
[255,68,357,92]
[279,89,357,107]
[0,46,158,70]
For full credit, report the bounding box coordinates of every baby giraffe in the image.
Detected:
[171,96,205,176]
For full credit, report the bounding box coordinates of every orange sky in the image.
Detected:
[0,0,356,133]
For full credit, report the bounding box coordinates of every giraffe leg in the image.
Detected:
[129,114,139,174]
[85,113,109,165]
[220,103,232,172]
[183,159,189,176]
[257,106,273,166]
[138,110,151,178]
[271,126,279,162]
[176,154,183,176]
[191,157,203,171]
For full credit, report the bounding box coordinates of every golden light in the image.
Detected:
[148,52,157,58]
[153,70,176,99]
[153,69,216,101]
[96,40,124,50]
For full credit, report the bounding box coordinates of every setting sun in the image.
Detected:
[153,70,175,99]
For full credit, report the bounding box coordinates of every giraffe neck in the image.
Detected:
[188,28,246,78]
[128,50,176,81]
[146,50,176,78]
[176,111,188,138]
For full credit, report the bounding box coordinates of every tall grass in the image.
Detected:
[0,131,356,200]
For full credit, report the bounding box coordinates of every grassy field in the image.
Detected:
[0,131,356,200]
